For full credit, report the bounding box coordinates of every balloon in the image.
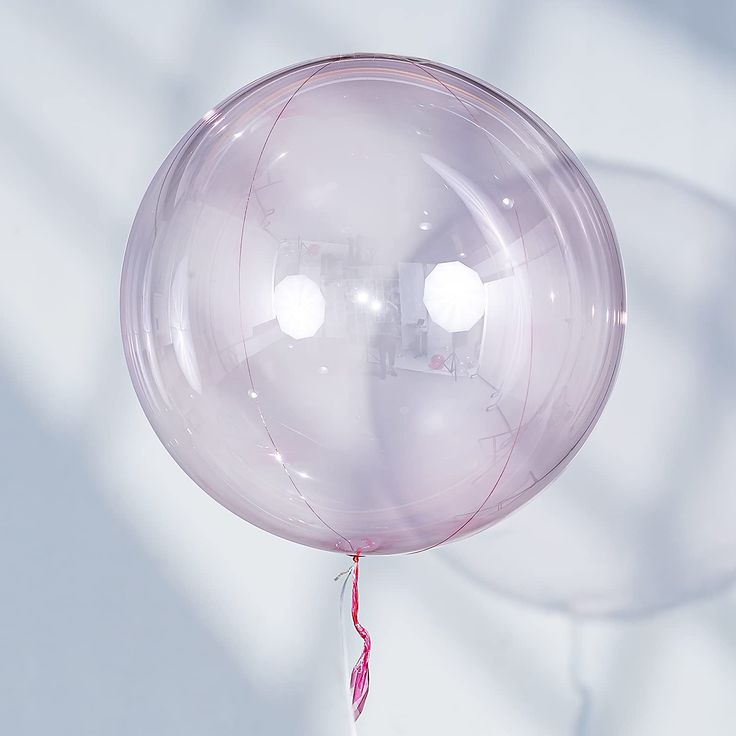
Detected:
[120,54,625,556]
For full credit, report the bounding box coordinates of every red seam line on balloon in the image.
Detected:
[404,60,536,553]
[430,211,535,550]
[234,61,354,553]
[410,64,626,539]
[349,553,371,720]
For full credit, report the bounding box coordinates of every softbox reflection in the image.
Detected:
[120,54,625,555]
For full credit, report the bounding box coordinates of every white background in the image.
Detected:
[1,1,735,734]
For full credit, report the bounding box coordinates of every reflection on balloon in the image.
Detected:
[423,260,486,333]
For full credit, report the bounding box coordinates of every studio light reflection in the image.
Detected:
[423,261,486,333]
[273,274,326,339]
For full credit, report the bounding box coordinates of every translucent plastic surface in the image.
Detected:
[120,54,625,555]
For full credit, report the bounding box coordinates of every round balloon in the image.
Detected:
[120,54,625,555]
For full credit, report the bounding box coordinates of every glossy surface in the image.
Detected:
[120,54,625,555]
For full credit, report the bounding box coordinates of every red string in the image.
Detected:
[349,553,371,720]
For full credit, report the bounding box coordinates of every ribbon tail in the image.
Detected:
[349,554,371,720]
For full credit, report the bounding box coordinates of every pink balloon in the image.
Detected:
[120,54,625,555]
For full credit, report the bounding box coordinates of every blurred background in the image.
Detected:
[1,1,735,734]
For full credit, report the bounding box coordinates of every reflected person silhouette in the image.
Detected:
[376,290,401,379]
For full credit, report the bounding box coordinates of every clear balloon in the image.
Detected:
[120,54,625,555]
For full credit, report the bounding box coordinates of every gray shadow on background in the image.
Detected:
[441,159,736,621]
[437,160,736,734]
[0,365,313,735]
[622,0,736,62]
